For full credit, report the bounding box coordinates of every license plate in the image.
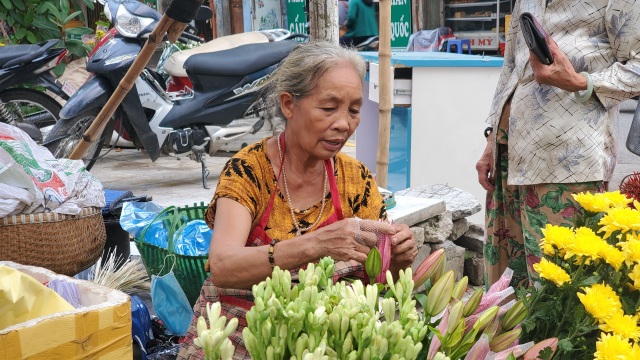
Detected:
[62,81,78,97]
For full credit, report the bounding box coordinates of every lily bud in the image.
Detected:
[452,276,469,300]
[412,249,445,288]
[425,270,455,317]
[500,299,528,331]
[489,328,522,352]
[464,334,490,360]
[433,352,452,360]
[446,301,464,335]
[463,288,484,317]
[473,306,500,332]
[365,247,382,281]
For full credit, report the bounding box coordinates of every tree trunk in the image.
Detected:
[307,0,338,42]
[376,0,392,188]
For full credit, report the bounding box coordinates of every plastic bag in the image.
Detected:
[172,220,212,256]
[150,256,193,336]
[406,27,454,52]
[120,201,165,239]
[0,265,74,329]
[47,279,82,308]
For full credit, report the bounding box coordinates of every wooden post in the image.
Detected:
[308,0,338,42]
[376,0,392,189]
[209,0,217,39]
[229,0,244,34]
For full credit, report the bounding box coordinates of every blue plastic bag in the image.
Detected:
[172,220,212,256]
[150,255,193,336]
[119,201,164,239]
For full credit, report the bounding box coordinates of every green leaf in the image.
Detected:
[414,293,427,310]
[79,0,93,10]
[59,0,70,17]
[64,39,89,57]
[63,10,82,24]
[64,26,93,35]
[31,17,59,32]
[23,10,33,25]
[557,338,574,352]
[52,62,67,78]
[25,30,37,43]
[14,27,26,40]
[39,2,61,20]
[0,0,12,10]
[505,354,517,360]
[11,0,24,10]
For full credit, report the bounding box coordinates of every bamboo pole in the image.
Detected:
[375,0,392,188]
[68,15,191,160]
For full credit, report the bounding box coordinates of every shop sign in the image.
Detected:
[286,0,307,36]
[391,0,411,49]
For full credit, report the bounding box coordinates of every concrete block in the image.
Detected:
[465,252,485,286]
[448,218,469,241]
[419,211,453,244]
[431,240,466,281]
[396,184,482,220]
[387,196,446,227]
[455,223,485,254]
[411,226,425,248]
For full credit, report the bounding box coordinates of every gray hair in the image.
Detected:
[265,41,366,121]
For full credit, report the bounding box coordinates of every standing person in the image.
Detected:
[339,0,378,48]
[177,41,417,359]
[338,0,349,37]
[476,0,640,288]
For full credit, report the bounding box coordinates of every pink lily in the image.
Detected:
[464,334,490,360]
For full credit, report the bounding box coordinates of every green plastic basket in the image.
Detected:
[134,202,209,307]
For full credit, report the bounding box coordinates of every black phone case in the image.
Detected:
[520,12,554,65]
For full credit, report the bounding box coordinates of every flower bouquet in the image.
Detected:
[519,191,640,359]
[194,248,557,360]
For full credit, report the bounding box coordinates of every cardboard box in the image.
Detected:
[0,261,132,359]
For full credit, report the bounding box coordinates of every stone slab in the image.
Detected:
[396,184,482,220]
[410,227,425,248]
[419,211,453,244]
[455,223,485,254]
[465,252,485,286]
[387,196,446,227]
[448,218,469,241]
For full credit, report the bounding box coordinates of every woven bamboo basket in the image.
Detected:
[0,207,107,276]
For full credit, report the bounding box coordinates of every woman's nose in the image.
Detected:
[332,109,352,131]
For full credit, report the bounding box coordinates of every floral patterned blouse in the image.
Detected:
[487,0,640,185]
[205,138,387,241]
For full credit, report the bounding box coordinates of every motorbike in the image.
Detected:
[44,0,301,188]
[0,39,69,142]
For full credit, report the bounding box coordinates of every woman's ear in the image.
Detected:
[279,92,295,120]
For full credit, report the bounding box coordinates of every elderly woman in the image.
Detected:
[177,41,417,359]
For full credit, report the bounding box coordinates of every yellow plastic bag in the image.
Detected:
[0,265,74,329]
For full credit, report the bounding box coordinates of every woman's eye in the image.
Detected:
[349,108,360,115]
[322,107,336,112]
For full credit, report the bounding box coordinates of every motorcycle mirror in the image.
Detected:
[194,5,212,21]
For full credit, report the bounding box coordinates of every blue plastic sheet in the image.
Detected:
[119,201,165,243]
[172,220,212,256]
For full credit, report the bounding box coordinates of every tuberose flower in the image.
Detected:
[532,258,571,286]
[577,283,623,323]
[598,207,640,239]
[540,224,574,257]
[594,333,635,360]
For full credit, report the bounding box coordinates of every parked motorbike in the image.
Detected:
[44,0,301,188]
[0,39,69,142]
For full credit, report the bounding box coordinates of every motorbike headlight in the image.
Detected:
[114,5,154,38]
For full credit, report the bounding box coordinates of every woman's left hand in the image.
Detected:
[388,223,417,273]
[530,38,587,92]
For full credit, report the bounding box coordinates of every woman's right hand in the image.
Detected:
[476,138,495,192]
[311,218,385,263]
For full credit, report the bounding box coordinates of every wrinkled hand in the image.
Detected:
[388,223,417,272]
[476,139,495,192]
[529,39,587,92]
[313,218,389,263]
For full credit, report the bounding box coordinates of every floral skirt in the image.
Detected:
[483,143,605,289]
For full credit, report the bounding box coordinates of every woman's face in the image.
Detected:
[280,62,363,160]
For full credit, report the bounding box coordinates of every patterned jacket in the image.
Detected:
[487,0,640,185]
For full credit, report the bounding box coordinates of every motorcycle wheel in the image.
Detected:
[44,109,114,171]
[0,88,62,140]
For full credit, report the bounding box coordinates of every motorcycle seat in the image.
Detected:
[0,44,43,68]
[184,40,299,77]
[164,32,270,78]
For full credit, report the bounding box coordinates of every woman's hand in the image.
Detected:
[311,218,379,263]
[476,138,495,192]
[530,39,587,92]
[388,223,417,274]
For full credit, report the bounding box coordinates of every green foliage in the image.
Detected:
[1,0,96,57]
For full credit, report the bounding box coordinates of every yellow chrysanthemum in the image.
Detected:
[573,192,616,213]
[599,310,640,340]
[577,283,623,322]
[629,265,640,291]
[533,258,571,286]
[618,233,640,265]
[595,333,635,360]
[599,245,626,271]
[564,227,608,264]
[598,207,640,239]
[602,191,635,209]
[540,224,574,256]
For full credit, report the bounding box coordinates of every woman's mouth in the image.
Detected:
[322,139,343,151]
